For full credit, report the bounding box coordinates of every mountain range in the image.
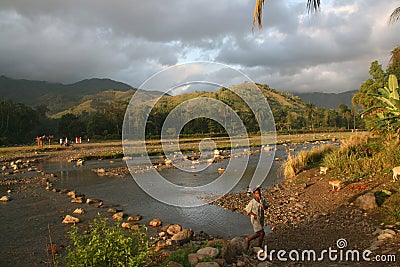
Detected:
[292,91,357,109]
[0,75,356,116]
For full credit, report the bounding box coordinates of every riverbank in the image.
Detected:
[0,132,356,163]
[213,166,400,266]
[3,131,396,266]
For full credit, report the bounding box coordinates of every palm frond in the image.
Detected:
[388,6,400,24]
[360,107,385,118]
[307,0,320,13]
[252,0,265,31]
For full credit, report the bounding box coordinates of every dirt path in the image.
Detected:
[213,168,400,266]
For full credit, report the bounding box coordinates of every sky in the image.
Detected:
[0,0,399,93]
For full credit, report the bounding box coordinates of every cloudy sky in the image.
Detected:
[0,0,399,93]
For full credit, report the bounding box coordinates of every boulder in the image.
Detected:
[121,222,131,229]
[94,168,106,174]
[62,215,80,224]
[222,237,246,264]
[188,253,207,265]
[86,198,101,204]
[171,229,193,243]
[127,214,142,221]
[71,197,84,203]
[377,233,394,240]
[156,240,167,248]
[0,195,10,202]
[112,212,124,220]
[383,229,396,235]
[197,247,219,258]
[73,208,85,215]
[107,208,117,214]
[354,192,378,210]
[149,218,162,227]
[167,224,182,236]
[67,191,76,198]
[130,224,140,231]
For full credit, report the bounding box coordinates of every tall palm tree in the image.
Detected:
[253,1,399,30]
[252,0,319,30]
[389,6,400,24]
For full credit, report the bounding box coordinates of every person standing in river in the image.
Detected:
[244,186,267,249]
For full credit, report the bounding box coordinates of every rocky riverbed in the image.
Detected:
[1,135,400,266]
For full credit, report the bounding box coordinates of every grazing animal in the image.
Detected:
[329,180,341,191]
[320,166,328,175]
[392,166,400,182]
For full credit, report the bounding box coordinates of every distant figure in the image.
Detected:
[320,166,328,175]
[60,138,63,145]
[245,187,268,249]
[329,180,342,191]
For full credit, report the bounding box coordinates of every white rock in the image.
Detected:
[378,233,394,240]
[149,218,162,227]
[0,195,10,202]
[197,247,219,258]
[383,229,396,235]
[62,215,80,224]
[73,208,85,215]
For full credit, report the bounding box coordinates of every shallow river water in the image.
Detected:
[36,143,319,238]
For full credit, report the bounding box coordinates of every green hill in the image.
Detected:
[0,76,135,114]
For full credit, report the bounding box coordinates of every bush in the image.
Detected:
[61,216,148,267]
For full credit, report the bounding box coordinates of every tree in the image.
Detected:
[253,1,399,30]
[305,102,316,131]
[361,74,400,139]
[0,99,40,144]
[353,61,386,109]
[389,6,400,24]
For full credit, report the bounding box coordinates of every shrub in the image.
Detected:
[61,216,148,267]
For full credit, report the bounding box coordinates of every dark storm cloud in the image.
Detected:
[0,0,399,92]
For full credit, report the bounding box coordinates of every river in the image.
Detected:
[36,142,327,239]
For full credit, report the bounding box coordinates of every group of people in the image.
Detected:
[35,135,54,148]
[59,137,88,146]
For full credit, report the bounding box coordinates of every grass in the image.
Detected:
[282,144,336,179]
[161,243,204,267]
[322,134,400,181]
[77,151,124,160]
[378,189,400,225]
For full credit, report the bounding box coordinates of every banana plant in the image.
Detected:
[361,75,400,136]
